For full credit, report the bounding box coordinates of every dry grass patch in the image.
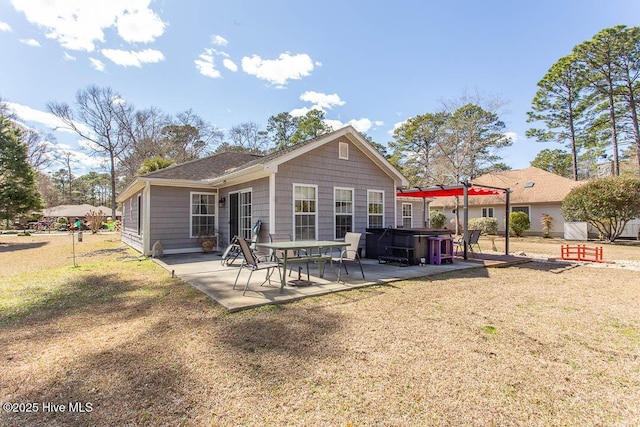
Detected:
[483,235,640,261]
[1,234,639,426]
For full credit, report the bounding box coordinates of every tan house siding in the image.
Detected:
[428,167,584,237]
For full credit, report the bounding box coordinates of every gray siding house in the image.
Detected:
[117,126,410,255]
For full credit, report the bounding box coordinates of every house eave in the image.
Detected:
[117,177,216,202]
[205,164,268,188]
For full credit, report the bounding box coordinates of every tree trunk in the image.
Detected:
[607,90,620,176]
[109,153,117,218]
[625,81,640,177]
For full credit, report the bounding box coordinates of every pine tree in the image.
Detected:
[0,117,42,226]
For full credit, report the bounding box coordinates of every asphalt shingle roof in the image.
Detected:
[430,167,585,206]
[142,151,265,180]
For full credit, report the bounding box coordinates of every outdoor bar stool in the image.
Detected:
[428,236,454,265]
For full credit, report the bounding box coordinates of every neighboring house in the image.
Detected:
[428,167,585,237]
[116,126,410,255]
[43,204,122,223]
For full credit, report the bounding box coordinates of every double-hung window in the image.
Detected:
[334,188,353,239]
[294,184,317,240]
[482,207,494,218]
[367,190,384,228]
[402,203,412,228]
[190,192,216,238]
[511,206,530,217]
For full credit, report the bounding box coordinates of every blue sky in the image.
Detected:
[1,0,639,176]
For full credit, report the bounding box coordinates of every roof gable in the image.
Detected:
[118,126,409,202]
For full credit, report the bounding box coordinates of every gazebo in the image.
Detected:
[397,181,511,259]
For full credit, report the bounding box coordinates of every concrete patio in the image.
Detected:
[154,252,530,311]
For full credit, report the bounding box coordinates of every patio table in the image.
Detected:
[256,240,350,293]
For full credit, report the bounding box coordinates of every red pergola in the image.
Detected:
[397,183,511,258]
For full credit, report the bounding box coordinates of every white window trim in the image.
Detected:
[338,141,349,160]
[189,191,217,238]
[482,207,495,218]
[136,194,142,236]
[334,186,354,240]
[293,183,318,240]
[511,205,531,216]
[229,187,253,240]
[402,202,413,228]
[367,189,385,228]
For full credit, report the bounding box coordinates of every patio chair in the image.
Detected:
[268,233,310,279]
[222,220,264,266]
[454,229,482,256]
[329,232,365,282]
[233,237,282,296]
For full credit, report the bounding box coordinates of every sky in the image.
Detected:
[1,0,639,177]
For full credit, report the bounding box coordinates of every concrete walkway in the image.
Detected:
[154,253,528,311]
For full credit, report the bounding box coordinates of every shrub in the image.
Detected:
[429,211,447,229]
[509,212,530,237]
[562,177,640,242]
[540,214,553,238]
[57,217,68,224]
[468,217,498,235]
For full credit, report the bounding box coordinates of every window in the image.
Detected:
[239,190,252,240]
[482,207,494,218]
[294,184,317,240]
[190,192,216,238]
[402,203,412,228]
[334,188,353,239]
[339,141,349,160]
[367,190,384,228]
[137,194,142,235]
[511,206,530,217]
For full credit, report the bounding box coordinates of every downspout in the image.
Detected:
[423,197,427,228]
[143,180,152,255]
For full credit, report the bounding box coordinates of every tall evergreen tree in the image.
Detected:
[527,55,588,180]
[0,117,42,226]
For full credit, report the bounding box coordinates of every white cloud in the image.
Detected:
[210,34,228,46]
[323,118,372,133]
[195,49,221,78]
[116,6,165,43]
[299,91,345,110]
[101,48,164,67]
[89,57,105,72]
[504,131,518,142]
[0,21,12,32]
[222,58,238,72]
[290,107,310,117]
[20,38,41,47]
[241,52,316,86]
[5,102,91,135]
[389,120,407,135]
[347,118,373,133]
[10,0,166,51]
[63,52,76,61]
